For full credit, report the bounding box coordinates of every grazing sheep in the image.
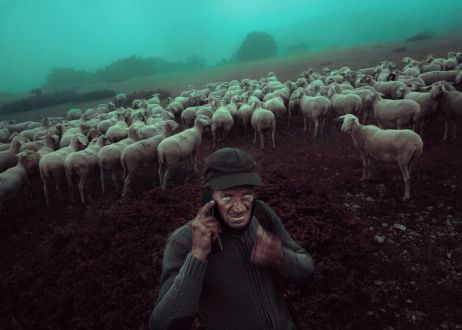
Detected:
[39,135,87,206]
[251,102,276,149]
[67,108,82,120]
[368,92,420,129]
[360,75,407,99]
[211,103,234,148]
[327,84,362,117]
[396,85,439,136]
[0,136,25,172]
[338,114,423,201]
[64,134,107,203]
[121,120,178,196]
[157,115,210,191]
[115,93,127,107]
[419,70,462,86]
[430,81,462,141]
[98,126,141,193]
[0,128,10,143]
[0,150,40,210]
[296,88,331,137]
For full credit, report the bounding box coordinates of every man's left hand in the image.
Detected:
[251,226,283,267]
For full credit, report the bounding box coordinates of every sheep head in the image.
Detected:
[337,114,359,134]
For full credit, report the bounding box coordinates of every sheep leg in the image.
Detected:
[43,182,51,206]
[158,165,164,190]
[259,130,265,149]
[56,182,64,200]
[66,171,75,203]
[100,168,106,193]
[313,118,319,137]
[112,170,120,190]
[287,109,292,128]
[162,168,170,191]
[253,129,257,145]
[78,177,86,203]
[451,123,457,141]
[122,172,133,197]
[212,131,216,149]
[360,154,369,181]
[399,162,411,201]
[303,115,307,132]
[443,121,449,141]
[271,127,276,149]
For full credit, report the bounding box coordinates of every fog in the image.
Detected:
[1,0,461,93]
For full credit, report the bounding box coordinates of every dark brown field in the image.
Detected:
[1,34,461,329]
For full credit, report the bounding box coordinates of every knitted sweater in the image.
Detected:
[150,200,315,330]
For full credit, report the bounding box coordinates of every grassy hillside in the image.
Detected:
[1,31,461,122]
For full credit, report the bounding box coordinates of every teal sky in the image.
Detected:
[1,0,461,93]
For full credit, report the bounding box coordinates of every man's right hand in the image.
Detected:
[191,200,221,261]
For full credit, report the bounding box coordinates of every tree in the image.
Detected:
[233,31,277,62]
[44,67,92,91]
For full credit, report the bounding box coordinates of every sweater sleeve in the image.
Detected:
[149,228,208,330]
[259,201,315,285]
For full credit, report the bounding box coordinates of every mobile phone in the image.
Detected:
[202,189,223,254]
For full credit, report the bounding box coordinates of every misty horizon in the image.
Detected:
[1,0,461,93]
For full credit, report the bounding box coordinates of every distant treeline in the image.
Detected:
[0,89,116,115]
[42,55,207,91]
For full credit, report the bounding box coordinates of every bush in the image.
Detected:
[0,89,116,115]
[233,31,277,62]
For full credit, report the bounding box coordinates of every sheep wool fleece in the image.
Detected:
[150,200,315,330]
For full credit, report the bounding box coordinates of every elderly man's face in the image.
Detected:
[212,186,255,229]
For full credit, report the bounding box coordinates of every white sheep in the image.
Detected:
[0,150,40,210]
[157,115,210,191]
[430,81,462,141]
[360,75,407,99]
[368,92,420,130]
[338,114,423,201]
[98,125,140,193]
[396,85,439,136]
[121,120,178,196]
[67,108,82,120]
[211,102,234,148]
[327,84,362,117]
[419,70,462,86]
[64,134,107,203]
[251,102,276,149]
[0,136,25,172]
[263,90,287,119]
[0,128,10,143]
[39,135,87,206]
[298,88,331,137]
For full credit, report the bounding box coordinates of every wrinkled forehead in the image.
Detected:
[215,185,256,195]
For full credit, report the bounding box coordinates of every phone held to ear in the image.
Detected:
[202,190,223,254]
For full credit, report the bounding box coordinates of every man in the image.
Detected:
[150,147,315,329]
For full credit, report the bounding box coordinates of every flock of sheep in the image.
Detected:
[0,51,461,209]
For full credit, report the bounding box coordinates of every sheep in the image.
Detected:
[327,84,362,117]
[181,106,198,128]
[98,125,141,193]
[6,121,37,133]
[39,135,87,206]
[0,136,25,172]
[237,102,254,130]
[338,114,423,201]
[121,120,178,196]
[58,123,91,148]
[430,81,462,141]
[395,85,439,136]
[0,128,10,143]
[106,119,129,143]
[157,115,210,191]
[0,150,40,210]
[298,88,331,137]
[67,108,82,120]
[64,134,107,203]
[419,70,462,86]
[368,92,420,130]
[360,75,407,99]
[263,90,287,119]
[251,102,276,149]
[115,93,127,107]
[211,102,234,148]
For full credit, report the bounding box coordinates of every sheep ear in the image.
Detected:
[334,115,346,122]
[78,136,87,146]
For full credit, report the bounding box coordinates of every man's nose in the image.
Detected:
[232,199,246,212]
